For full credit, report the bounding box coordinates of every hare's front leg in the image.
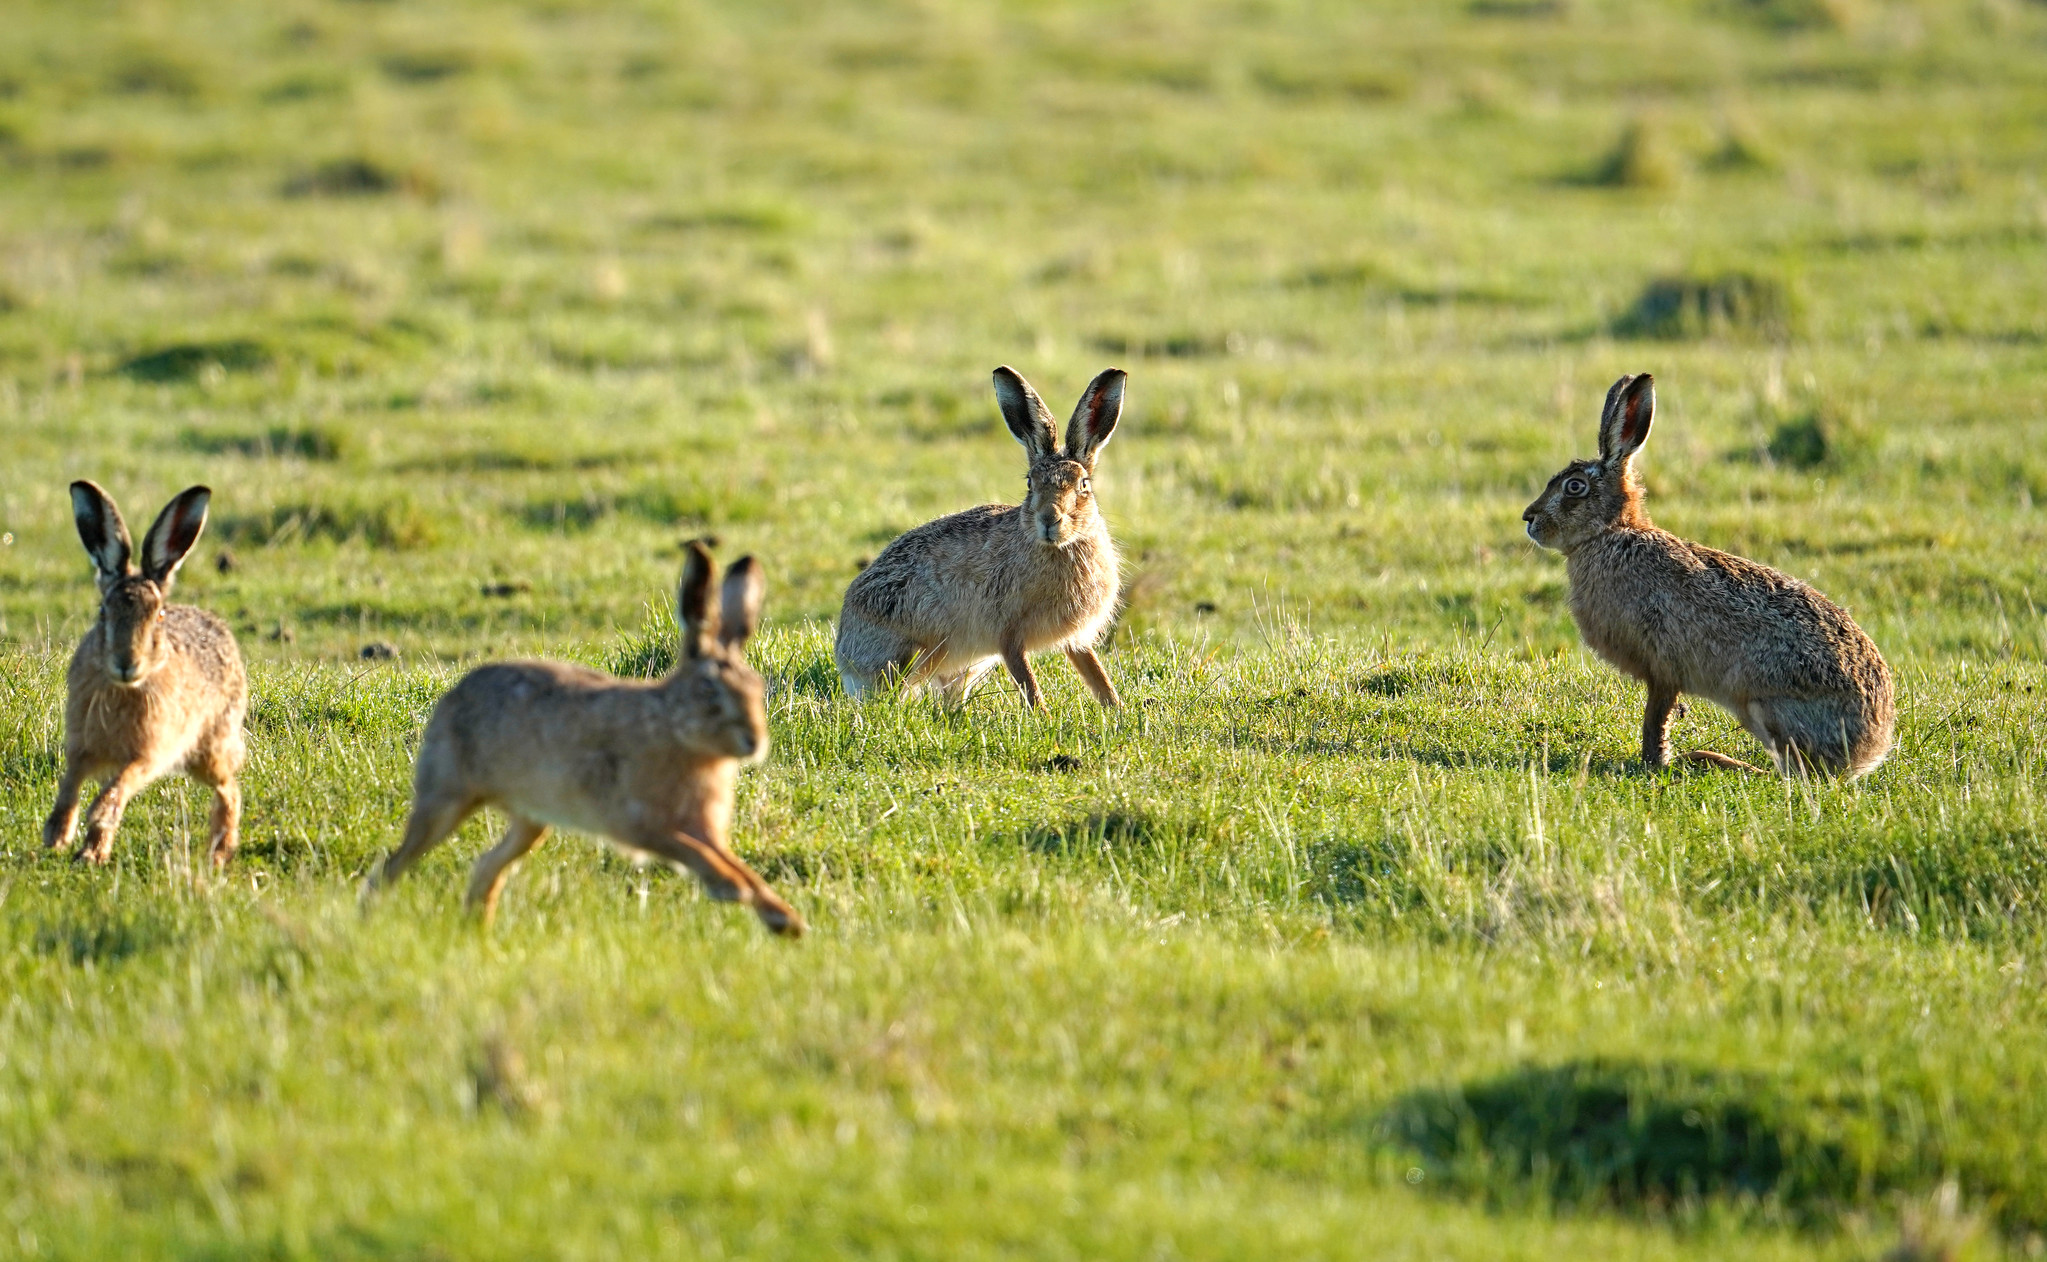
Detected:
[1000,638,1043,710]
[1065,647,1121,708]
[1640,682,1679,770]
[78,763,154,864]
[43,760,89,852]
[634,829,806,937]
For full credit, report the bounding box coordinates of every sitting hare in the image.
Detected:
[45,481,248,867]
[836,365,1126,709]
[1523,374,1894,777]
[364,543,803,936]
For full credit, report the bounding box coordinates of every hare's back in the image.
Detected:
[845,504,1016,614]
[438,659,625,721]
[1687,544,1889,691]
[425,660,671,822]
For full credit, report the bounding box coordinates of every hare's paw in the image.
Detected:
[755,894,808,938]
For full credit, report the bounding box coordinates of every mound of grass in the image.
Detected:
[1612,272,1797,340]
[179,424,356,462]
[215,494,446,550]
[117,339,271,382]
[1388,1057,2036,1234]
[1584,118,1683,190]
[281,157,436,199]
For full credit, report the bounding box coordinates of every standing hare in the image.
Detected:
[1523,373,1894,777]
[45,481,248,867]
[364,543,804,936]
[836,365,1126,709]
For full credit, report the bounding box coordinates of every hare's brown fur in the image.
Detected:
[836,366,1125,709]
[45,482,247,868]
[1524,374,1894,778]
[364,544,803,936]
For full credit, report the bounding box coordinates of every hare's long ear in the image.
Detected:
[70,480,134,581]
[677,540,717,660]
[719,555,765,649]
[992,366,1058,462]
[1598,373,1654,466]
[139,486,211,587]
[1063,367,1126,468]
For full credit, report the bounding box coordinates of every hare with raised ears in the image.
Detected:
[1522,374,1894,778]
[363,543,804,936]
[45,481,248,867]
[835,365,1126,710]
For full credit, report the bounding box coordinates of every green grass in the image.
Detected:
[4,0,2047,1256]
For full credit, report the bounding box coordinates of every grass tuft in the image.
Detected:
[1585,117,1684,190]
[117,339,271,382]
[1613,272,1797,340]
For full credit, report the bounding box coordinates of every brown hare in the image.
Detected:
[1523,373,1894,777]
[836,365,1125,710]
[45,481,248,867]
[363,543,804,936]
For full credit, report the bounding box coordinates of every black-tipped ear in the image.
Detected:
[71,480,134,580]
[139,486,211,586]
[1063,367,1126,467]
[677,540,716,659]
[718,555,765,648]
[1598,373,1654,464]
[992,366,1058,461]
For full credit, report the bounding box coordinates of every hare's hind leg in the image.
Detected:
[203,779,242,870]
[938,657,1000,706]
[464,815,549,926]
[191,729,246,870]
[366,787,481,896]
[835,615,919,698]
[1656,686,1767,774]
[1746,698,1851,777]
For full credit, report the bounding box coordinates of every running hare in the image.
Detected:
[836,365,1125,709]
[45,481,248,867]
[1522,374,1894,777]
[364,543,804,936]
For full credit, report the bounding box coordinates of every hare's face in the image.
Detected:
[97,578,170,686]
[674,654,770,763]
[1023,459,1098,548]
[1523,460,1625,553]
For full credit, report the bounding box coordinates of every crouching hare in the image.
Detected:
[364,543,804,936]
[45,481,248,867]
[1523,374,1894,777]
[836,365,1126,709]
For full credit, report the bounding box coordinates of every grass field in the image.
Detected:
[4,0,2047,1256]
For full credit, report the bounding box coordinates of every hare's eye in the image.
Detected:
[1564,477,1590,497]
[1079,477,1091,493]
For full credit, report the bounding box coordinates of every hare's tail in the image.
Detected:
[1684,749,1771,775]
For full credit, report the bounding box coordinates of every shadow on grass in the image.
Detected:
[33,905,185,966]
[1381,1059,1860,1222]
[1001,811,1166,858]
